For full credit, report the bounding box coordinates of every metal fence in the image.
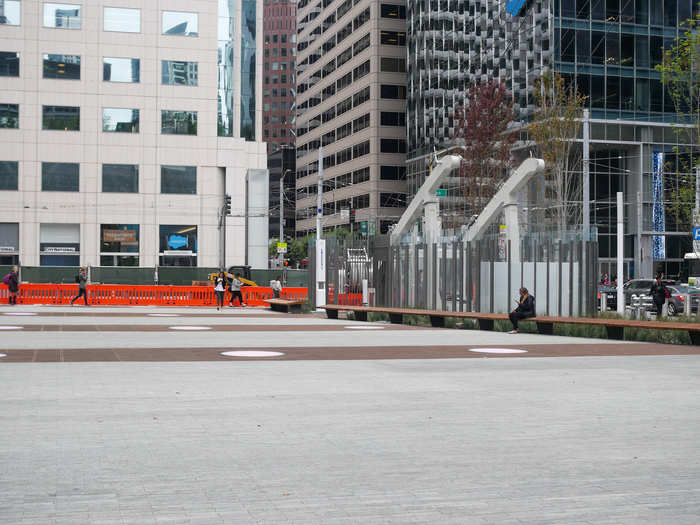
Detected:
[317,235,599,316]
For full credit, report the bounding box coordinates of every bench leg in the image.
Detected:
[690,331,700,346]
[478,319,494,331]
[429,315,445,328]
[326,309,338,319]
[389,313,403,324]
[355,311,368,322]
[290,304,302,314]
[270,303,280,312]
[606,326,625,340]
[536,322,554,335]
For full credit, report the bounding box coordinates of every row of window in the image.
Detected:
[0,52,198,86]
[296,164,405,199]
[297,139,370,180]
[296,191,407,219]
[0,105,198,135]
[555,0,697,28]
[0,162,197,195]
[0,2,198,36]
[0,223,200,267]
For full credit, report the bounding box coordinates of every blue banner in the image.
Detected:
[652,151,665,259]
[506,0,528,15]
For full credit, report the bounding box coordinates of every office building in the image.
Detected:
[268,144,296,240]
[294,0,408,237]
[0,0,269,269]
[406,0,700,279]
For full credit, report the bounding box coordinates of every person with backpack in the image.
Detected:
[214,271,226,310]
[508,287,535,334]
[229,274,245,307]
[4,266,19,305]
[270,275,282,298]
[70,267,88,306]
[650,274,668,317]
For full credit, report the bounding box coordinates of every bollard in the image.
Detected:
[685,294,691,316]
[600,292,607,312]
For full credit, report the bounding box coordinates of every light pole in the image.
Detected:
[279,169,292,269]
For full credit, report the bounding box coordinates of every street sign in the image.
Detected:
[277,242,287,254]
[368,221,376,236]
[340,208,349,219]
[693,227,700,241]
[435,188,447,197]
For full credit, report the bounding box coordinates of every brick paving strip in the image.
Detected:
[0,323,426,332]
[1,342,698,362]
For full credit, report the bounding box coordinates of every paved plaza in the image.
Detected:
[1,305,700,524]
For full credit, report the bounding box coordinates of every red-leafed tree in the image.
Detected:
[453,80,516,217]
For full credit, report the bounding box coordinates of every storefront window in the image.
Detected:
[100,224,139,266]
[159,225,197,266]
[0,222,19,265]
[39,223,79,266]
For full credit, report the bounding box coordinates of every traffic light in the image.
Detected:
[224,194,232,215]
[349,209,356,224]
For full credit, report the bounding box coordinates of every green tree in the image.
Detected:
[528,72,587,236]
[656,8,700,230]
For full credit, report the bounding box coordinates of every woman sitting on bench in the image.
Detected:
[509,287,535,334]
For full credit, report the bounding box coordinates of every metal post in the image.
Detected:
[577,241,583,316]
[475,240,481,312]
[451,241,457,311]
[441,242,447,311]
[617,191,625,315]
[546,239,550,316]
[278,170,285,269]
[558,240,563,317]
[432,243,437,310]
[507,239,512,313]
[533,239,537,310]
[466,242,473,312]
[568,240,574,316]
[489,237,495,313]
[582,109,590,313]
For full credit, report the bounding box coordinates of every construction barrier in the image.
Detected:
[0,284,308,307]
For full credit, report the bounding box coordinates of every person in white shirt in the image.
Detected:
[214,272,225,310]
[270,275,282,298]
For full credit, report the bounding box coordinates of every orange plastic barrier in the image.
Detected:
[0,284,307,307]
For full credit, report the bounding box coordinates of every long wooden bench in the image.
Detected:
[321,305,700,345]
[266,298,304,314]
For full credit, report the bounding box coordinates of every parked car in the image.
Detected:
[665,285,700,316]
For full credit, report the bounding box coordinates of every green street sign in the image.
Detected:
[435,188,447,197]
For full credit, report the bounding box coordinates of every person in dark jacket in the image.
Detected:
[7,266,19,305]
[650,274,667,316]
[508,287,535,334]
[70,267,88,306]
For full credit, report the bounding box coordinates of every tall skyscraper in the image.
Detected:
[0,0,269,268]
[294,0,409,237]
[406,0,700,279]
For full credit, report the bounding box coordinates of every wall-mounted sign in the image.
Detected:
[0,246,16,252]
[506,0,527,15]
[44,247,76,253]
[164,250,193,256]
[168,235,188,250]
[103,229,137,243]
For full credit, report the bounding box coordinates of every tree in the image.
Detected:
[528,72,587,236]
[453,80,516,217]
[656,8,700,230]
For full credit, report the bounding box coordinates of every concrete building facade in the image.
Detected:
[294,0,408,237]
[0,0,269,269]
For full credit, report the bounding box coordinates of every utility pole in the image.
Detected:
[278,169,291,270]
[617,191,624,315]
[582,109,590,312]
[315,146,325,308]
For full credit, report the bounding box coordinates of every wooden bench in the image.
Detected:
[321,305,700,345]
[265,298,304,314]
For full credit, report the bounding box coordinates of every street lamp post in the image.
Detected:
[279,169,292,270]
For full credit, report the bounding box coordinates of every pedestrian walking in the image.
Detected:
[214,272,226,310]
[508,287,535,334]
[70,267,89,306]
[4,265,19,305]
[650,273,668,317]
[230,274,245,307]
[271,275,282,298]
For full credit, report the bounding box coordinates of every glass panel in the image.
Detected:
[42,53,80,79]
[102,108,139,132]
[103,7,140,32]
[159,225,198,267]
[103,57,140,83]
[161,60,198,85]
[664,0,677,27]
[42,105,79,130]
[161,110,197,135]
[162,11,198,36]
[576,30,590,63]
[102,164,138,193]
[0,161,18,190]
[42,162,79,191]
[620,34,634,67]
[0,51,19,76]
[43,3,81,29]
[240,0,255,140]
[100,224,139,253]
[100,255,139,266]
[0,103,19,128]
[0,0,21,25]
[635,35,649,68]
[161,166,196,194]
[635,78,649,112]
[635,0,649,24]
[0,223,19,254]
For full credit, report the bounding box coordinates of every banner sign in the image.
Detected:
[103,229,137,243]
[506,0,527,15]
[652,151,665,259]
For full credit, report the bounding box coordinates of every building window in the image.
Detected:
[103,57,140,82]
[42,105,79,130]
[102,108,139,133]
[380,84,406,99]
[380,138,406,153]
[380,31,406,46]
[0,104,19,128]
[40,223,80,266]
[0,51,19,76]
[161,110,197,135]
[159,225,197,266]
[0,1,21,25]
[161,165,196,194]
[241,0,256,140]
[380,192,407,207]
[353,166,370,184]
[353,140,370,158]
[162,11,198,36]
[380,56,405,72]
[353,86,370,106]
[42,53,80,79]
[161,60,198,86]
[380,4,406,18]
[0,223,19,266]
[353,113,369,133]
[103,7,140,32]
[43,3,81,29]
[42,162,79,191]
[352,194,369,209]
[353,33,370,56]
[380,165,406,180]
[336,71,352,91]
[100,224,139,266]
[102,164,138,193]
[353,60,370,81]
[0,161,18,190]
[380,111,406,126]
